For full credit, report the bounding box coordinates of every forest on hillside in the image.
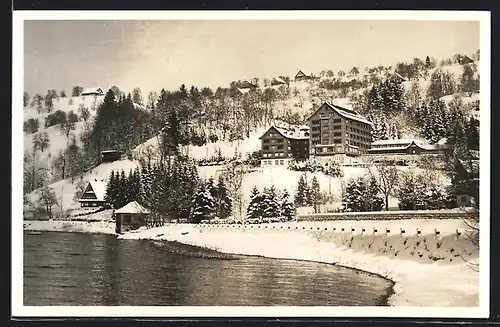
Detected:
[23,51,480,201]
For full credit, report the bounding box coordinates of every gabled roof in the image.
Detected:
[81,87,104,95]
[306,102,373,126]
[239,80,258,89]
[271,77,286,85]
[371,139,428,146]
[259,124,309,140]
[236,88,251,95]
[79,179,107,202]
[294,70,314,78]
[115,201,150,214]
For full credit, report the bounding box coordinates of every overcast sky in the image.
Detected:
[24,19,479,96]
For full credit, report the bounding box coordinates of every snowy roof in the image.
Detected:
[260,123,309,140]
[306,102,373,126]
[80,179,107,202]
[295,70,314,78]
[239,80,258,89]
[394,72,408,81]
[271,77,286,85]
[115,201,150,214]
[237,88,251,95]
[371,139,429,146]
[369,139,450,152]
[81,87,104,95]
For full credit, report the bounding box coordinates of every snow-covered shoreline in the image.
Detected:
[23,219,479,307]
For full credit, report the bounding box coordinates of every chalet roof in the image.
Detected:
[236,88,251,95]
[371,139,429,146]
[271,77,286,85]
[81,87,104,95]
[115,201,150,214]
[295,70,314,78]
[239,80,258,89]
[306,102,373,126]
[80,179,107,202]
[369,139,450,152]
[259,123,309,140]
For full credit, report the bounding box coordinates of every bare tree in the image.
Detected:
[38,186,58,219]
[73,179,88,202]
[368,162,400,211]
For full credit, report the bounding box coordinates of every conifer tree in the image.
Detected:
[247,186,263,219]
[215,174,232,219]
[190,183,215,223]
[363,176,385,211]
[310,176,322,213]
[294,173,308,207]
[342,178,367,212]
[117,169,128,208]
[263,185,280,218]
[280,189,296,221]
[104,170,117,208]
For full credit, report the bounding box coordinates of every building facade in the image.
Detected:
[306,102,373,164]
[259,124,309,167]
[367,139,450,156]
[294,70,315,81]
[78,179,107,207]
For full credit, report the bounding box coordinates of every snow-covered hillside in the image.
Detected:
[26,159,140,211]
[23,95,103,163]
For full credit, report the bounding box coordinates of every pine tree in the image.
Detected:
[294,173,308,207]
[363,176,384,211]
[104,170,117,208]
[117,169,128,208]
[310,176,321,213]
[262,185,280,218]
[206,177,217,200]
[215,174,232,219]
[247,186,263,219]
[190,184,215,223]
[280,189,296,221]
[342,178,367,212]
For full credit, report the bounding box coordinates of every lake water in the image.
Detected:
[24,231,393,306]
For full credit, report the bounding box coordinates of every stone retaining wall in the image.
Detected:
[297,209,478,221]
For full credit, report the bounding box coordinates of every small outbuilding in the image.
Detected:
[81,87,104,96]
[101,150,122,163]
[115,201,150,234]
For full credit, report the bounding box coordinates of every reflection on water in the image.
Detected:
[24,232,393,306]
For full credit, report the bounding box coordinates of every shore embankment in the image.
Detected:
[23,215,480,307]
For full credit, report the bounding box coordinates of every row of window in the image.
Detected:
[263,138,285,144]
[347,126,370,135]
[262,152,287,158]
[316,146,343,153]
[348,120,370,129]
[263,159,285,166]
[349,134,370,143]
[372,143,410,148]
[263,145,286,151]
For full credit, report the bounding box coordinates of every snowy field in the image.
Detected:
[118,219,480,307]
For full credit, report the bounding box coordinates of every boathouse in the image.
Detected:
[115,201,150,234]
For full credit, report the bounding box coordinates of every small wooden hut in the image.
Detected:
[115,201,150,234]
